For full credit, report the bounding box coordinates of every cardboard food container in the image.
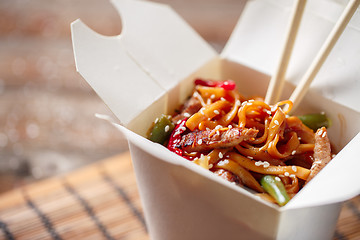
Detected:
[71,0,360,239]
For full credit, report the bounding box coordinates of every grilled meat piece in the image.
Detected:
[213,169,239,184]
[172,93,202,124]
[177,127,258,152]
[306,127,332,183]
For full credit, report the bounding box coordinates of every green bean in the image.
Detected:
[260,175,290,206]
[298,113,331,131]
[148,114,175,145]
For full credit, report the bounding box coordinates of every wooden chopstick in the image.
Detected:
[289,0,360,113]
[265,0,307,105]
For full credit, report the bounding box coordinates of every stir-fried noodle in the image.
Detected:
[148,79,333,206]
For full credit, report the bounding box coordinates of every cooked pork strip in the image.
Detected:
[172,93,202,124]
[213,169,239,184]
[177,127,258,152]
[306,127,332,183]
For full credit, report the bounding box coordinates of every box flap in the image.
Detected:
[71,19,163,126]
[71,0,216,126]
[223,0,360,112]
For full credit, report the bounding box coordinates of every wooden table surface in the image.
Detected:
[0,152,359,240]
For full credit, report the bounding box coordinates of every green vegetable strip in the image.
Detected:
[260,175,290,206]
[148,114,175,145]
[298,113,331,131]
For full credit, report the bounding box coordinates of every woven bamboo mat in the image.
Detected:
[0,152,358,240]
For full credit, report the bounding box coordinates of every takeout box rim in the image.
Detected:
[108,55,360,210]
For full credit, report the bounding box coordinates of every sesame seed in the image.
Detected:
[255,161,262,166]
[214,110,220,115]
[219,152,223,158]
[209,164,213,168]
[263,161,270,168]
[210,94,216,99]
[247,156,253,159]
[274,120,279,125]
[228,125,233,129]
[236,100,241,106]
[165,125,170,132]
[220,97,226,101]
[177,119,182,124]
[317,129,323,136]
[292,166,297,172]
[279,174,285,177]
[179,126,186,131]
[284,172,290,177]
[155,118,159,124]
[298,137,302,140]
[275,177,281,182]
[215,125,223,130]
[263,109,272,115]
[291,150,296,155]
[322,131,327,138]
[248,99,254,102]
[183,112,191,118]
[290,174,296,178]
[197,139,203,145]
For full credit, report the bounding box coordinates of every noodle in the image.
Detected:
[186,100,230,131]
[214,159,264,193]
[226,152,310,180]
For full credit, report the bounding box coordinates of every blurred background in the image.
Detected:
[0,0,244,192]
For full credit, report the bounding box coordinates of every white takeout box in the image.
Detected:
[71,0,360,239]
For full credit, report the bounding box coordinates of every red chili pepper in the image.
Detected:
[194,78,236,91]
[217,80,236,91]
[167,118,188,157]
[194,79,217,87]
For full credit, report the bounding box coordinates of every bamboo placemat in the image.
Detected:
[0,152,358,240]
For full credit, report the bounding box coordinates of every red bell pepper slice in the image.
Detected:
[194,78,236,91]
[167,118,188,157]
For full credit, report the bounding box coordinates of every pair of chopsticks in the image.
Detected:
[265,0,360,113]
